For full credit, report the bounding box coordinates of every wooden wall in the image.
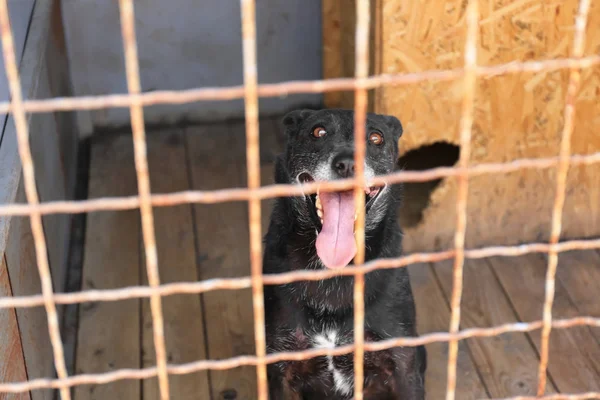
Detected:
[323,0,600,252]
[0,1,79,399]
[61,0,323,133]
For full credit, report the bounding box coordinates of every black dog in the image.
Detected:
[263,109,426,399]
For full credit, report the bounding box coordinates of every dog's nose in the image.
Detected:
[333,156,355,178]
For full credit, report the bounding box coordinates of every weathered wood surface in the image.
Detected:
[5,185,54,400]
[555,250,600,345]
[434,258,556,397]
[0,255,30,400]
[74,135,141,400]
[141,131,211,400]
[488,253,600,393]
[408,263,488,399]
[187,121,256,399]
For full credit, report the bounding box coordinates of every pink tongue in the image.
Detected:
[315,191,357,269]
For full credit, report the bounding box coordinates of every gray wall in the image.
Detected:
[62,0,323,132]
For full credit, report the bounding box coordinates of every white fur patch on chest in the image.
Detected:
[311,329,353,396]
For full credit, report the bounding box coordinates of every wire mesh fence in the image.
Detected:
[0,0,598,399]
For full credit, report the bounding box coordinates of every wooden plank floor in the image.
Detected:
[74,119,600,399]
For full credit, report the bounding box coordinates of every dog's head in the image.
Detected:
[276,108,403,270]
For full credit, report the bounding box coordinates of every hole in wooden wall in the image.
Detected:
[398,141,460,228]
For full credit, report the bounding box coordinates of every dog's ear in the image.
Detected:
[282,109,314,138]
[384,115,403,142]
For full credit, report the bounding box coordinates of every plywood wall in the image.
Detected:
[323,0,600,252]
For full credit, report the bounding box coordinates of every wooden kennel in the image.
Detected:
[323,0,600,252]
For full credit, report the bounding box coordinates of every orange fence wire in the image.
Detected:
[0,151,598,217]
[0,237,599,311]
[537,0,592,395]
[240,0,269,399]
[1,316,599,394]
[117,1,171,399]
[446,2,478,399]
[0,0,599,399]
[352,0,370,397]
[0,55,596,116]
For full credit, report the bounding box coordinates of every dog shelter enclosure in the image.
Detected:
[0,0,599,399]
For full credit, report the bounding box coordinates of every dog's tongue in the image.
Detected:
[315,191,357,269]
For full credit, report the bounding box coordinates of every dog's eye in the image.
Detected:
[369,132,384,145]
[312,127,327,138]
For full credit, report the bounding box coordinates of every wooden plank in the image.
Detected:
[0,4,78,398]
[46,0,93,141]
[488,253,600,392]
[0,0,42,262]
[321,0,381,110]
[555,250,600,345]
[407,263,488,399]
[28,71,70,292]
[433,258,556,397]
[74,135,140,400]
[186,118,281,399]
[46,0,80,203]
[0,0,35,103]
[5,183,54,400]
[322,0,344,108]
[322,0,357,110]
[60,139,89,380]
[1,1,75,282]
[1,0,78,290]
[140,130,210,399]
[0,255,30,400]
[186,121,255,400]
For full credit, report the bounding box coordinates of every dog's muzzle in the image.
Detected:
[296,168,385,269]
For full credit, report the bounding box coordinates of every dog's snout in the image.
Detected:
[333,155,355,178]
